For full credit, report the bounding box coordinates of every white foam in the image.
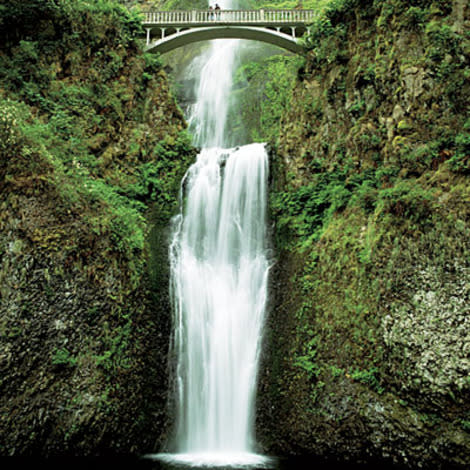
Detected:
[145,451,276,468]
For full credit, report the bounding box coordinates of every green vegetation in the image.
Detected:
[0,0,194,275]
[0,0,195,454]
[294,332,319,380]
[462,420,470,433]
[52,348,78,367]
[261,1,470,454]
[231,55,302,143]
[248,0,331,9]
[350,367,384,394]
[227,0,334,144]
[157,0,207,10]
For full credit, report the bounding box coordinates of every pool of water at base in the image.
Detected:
[0,455,409,470]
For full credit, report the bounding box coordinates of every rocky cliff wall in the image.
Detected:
[258,0,470,468]
[0,1,196,456]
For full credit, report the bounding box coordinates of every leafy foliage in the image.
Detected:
[266,0,470,433]
[160,0,207,10]
[52,348,78,367]
[248,0,331,9]
[0,1,196,451]
[350,367,384,394]
[0,0,194,273]
[231,55,302,143]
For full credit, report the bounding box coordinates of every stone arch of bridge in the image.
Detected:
[145,26,307,55]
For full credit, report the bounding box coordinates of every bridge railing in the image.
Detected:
[143,9,317,25]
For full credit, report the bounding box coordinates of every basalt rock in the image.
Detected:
[258,0,470,468]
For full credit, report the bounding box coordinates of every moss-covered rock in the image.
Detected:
[0,0,196,456]
[259,0,470,468]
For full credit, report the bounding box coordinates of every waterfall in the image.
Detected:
[153,1,272,467]
[165,144,270,467]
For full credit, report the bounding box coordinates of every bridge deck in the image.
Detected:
[142,9,317,27]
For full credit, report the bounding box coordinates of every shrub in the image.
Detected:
[376,180,433,221]
[448,132,470,174]
[0,98,23,156]
[51,348,77,367]
[401,6,428,30]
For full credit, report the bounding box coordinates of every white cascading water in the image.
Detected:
[155,0,272,467]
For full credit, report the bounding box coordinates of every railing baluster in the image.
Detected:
[143,9,318,28]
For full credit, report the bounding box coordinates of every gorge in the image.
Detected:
[0,0,469,469]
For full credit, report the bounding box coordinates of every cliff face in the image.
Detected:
[0,1,196,456]
[259,0,470,468]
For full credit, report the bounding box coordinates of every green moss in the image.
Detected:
[52,348,78,367]
[0,0,196,281]
[267,4,469,449]
[350,367,384,394]
[230,55,302,144]
[0,0,195,455]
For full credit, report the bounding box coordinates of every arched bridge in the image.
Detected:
[142,9,317,55]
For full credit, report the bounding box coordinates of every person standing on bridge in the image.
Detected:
[214,3,221,19]
[209,5,214,20]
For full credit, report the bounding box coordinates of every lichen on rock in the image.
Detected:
[259,0,470,467]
